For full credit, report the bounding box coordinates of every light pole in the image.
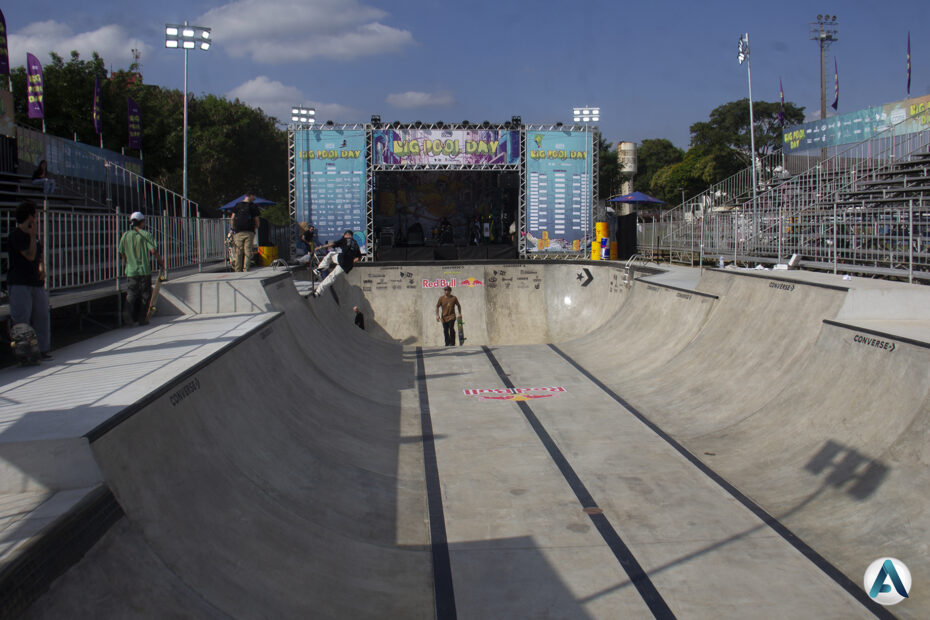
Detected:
[810,15,839,121]
[573,107,600,253]
[165,22,211,218]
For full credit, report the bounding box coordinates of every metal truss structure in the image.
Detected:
[288,121,600,263]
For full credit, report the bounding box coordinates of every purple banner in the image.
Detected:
[93,78,102,134]
[26,53,44,119]
[127,97,142,150]
[0,10,9,77]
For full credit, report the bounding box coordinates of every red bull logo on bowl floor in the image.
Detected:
[464,387,565,401]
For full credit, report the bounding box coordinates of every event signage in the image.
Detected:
[127,98,142,150]
[294,129,367,251]
[784,93,930,152]
[0,10,9,77]
[372,128,520,166]
[26,53,44,119]
[524,131,592,253]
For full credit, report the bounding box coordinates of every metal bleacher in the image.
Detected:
[651,111,930,282]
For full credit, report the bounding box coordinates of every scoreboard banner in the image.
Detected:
[784,93,930,152]
[294,129,367,250]
[524,130,592,253]
[373,128,521,166]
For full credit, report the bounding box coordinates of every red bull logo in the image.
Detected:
[422,277,485,288]
[422,278,457,288]
[464,387,565,401]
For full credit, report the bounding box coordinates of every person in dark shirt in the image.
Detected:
[312,230,362,296]
[353,306,365,330]
[228,193,260,272]
[6,201,52,358]
[31,160,56,195]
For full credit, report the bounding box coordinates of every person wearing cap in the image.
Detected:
[435,286,461,346]
[118,211,166,326]
[229,192,260,272]
[312,230,362,297]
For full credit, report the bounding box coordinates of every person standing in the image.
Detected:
[312,230,362,297]
[229,193,260,272]
[353,306,365,330]
[7,201,52,359]
[118,212,166,326]
[31,160,56,195]
[435,286,461,346]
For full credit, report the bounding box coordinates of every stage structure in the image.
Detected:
[287,121,598,261]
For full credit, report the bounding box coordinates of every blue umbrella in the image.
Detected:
[608,191,665,204]
[219,194,276,210]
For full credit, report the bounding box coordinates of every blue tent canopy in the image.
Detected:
[608,191,665,204]
[219,194,276,210]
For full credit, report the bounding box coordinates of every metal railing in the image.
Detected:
[2,207,229,294]
[650,111,930,281]
[16,124,198,218]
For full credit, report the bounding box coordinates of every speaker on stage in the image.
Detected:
[459,246,487,260]
[486,244,517,259]
[406,247,434,262]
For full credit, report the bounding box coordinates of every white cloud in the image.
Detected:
[386,91,455,109]
[199,0,414,63]
[8,21,148,69]
[226,76,356,124]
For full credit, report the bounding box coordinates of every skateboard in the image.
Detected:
[9,322,40,365]
[145,270,167,323]
[457,318,466,345]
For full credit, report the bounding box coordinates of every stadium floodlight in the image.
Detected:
[291,106,315,124]
[572,107,600,123]
[165,22,212,218]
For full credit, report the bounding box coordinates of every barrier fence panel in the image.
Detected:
[2,208,229,296]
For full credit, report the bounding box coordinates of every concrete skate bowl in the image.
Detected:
[19,264,930,618]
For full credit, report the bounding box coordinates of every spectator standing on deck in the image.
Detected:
[312,230,362,297]
[118,212,166,326]
[229,193,260,272]
[353,306,365,330]
[31,160,56,195]
[435,286,461,346]
[7,201,52,359]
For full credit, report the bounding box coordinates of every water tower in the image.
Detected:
[618,141,637,195]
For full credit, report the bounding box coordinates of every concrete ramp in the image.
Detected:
[339,262,627,346]
[12,264,930,619]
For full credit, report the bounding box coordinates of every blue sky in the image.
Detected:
[4,0,927,149]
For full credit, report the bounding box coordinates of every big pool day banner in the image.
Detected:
[524,131,592,253]
[373,128,520,166]
[784,93,930,152]
[294,129,367,251]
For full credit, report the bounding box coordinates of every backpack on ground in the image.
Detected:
[9,322,40,365]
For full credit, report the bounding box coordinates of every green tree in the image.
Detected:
[649,144,744,204]
[690,98,805,165]
[633,139,684,195]
[596,131,621,200]
[11,52,288,218]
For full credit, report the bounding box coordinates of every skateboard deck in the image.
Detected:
[457,318,465,345]
[145,270,166,322]
[10,322,40,365]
